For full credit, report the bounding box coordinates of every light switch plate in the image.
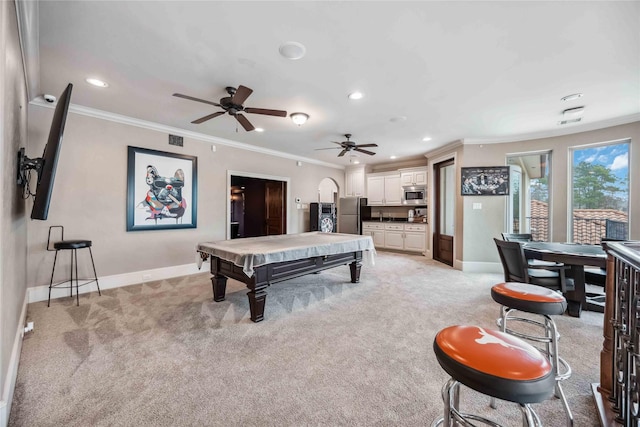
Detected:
[473,203,482,210]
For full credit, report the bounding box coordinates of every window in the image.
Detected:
[507,152,551,241]
[570,140,629,243]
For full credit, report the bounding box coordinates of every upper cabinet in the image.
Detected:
[400,167,428,187]
[367,173,402,205]
[345,165,366,197]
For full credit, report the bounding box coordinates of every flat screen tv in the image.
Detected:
[17,83,73,220]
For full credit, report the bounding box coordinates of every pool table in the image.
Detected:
[197,232,376,322]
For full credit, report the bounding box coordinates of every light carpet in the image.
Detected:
[9,252,602,426]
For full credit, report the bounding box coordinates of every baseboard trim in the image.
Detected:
[0,291,28,427]
[28,261,210,303]
[460,261,502,274]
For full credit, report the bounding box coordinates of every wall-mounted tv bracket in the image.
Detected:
[17,147,43,187]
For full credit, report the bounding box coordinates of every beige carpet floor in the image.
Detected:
[9,251,602,426]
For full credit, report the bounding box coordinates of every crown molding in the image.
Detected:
[463,113,640,145]
[29,99,344,170]
[423,140,464,159]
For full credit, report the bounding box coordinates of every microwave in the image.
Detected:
[402,186,426,205]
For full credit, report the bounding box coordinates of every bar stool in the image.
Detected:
[432,325,555,426]
[491,282,573,426]
[47,226,101,306]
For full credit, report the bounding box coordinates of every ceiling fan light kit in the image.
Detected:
[290,112,309,126]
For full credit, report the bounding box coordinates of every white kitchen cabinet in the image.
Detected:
[384,175,402,205]
[400,167,428,187]
[383,224,405,250]
[367,173,401,205]
[363,222,426,253]
[345,166,366,197]
[404,223,427,252]
[363,223,385,247]
[366,176,385,205]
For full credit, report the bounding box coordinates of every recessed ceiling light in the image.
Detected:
[254,127,264,132]
[561,93,583,101]
[85,78,109,88]
[348,92,364,100]
[279,41,306,60]
[390,155,397,159]
[562,106,585,116]
[422,136,432,142]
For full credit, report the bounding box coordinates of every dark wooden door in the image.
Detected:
[265,181,286,235]
[433,159,455,266]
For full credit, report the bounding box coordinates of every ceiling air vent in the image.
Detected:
[558,118,582,125]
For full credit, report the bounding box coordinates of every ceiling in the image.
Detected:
[27,1,640,167]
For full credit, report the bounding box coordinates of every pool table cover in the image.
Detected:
[197,232,376,277]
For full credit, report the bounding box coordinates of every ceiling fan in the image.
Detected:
[172,85,287,131]
[316,134,378,157]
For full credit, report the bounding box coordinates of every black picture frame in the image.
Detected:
[461,166,510,196]
[127,146,197,231]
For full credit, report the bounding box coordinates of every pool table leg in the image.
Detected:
[212,275,227,302]
[248,288,267,322]
[350,260,362,283]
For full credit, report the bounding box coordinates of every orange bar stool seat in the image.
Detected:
[432,325,555,426]
[490,282,573,426]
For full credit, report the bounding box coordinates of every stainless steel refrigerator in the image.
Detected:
[338,197,371,234]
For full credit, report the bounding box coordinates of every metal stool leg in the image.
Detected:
[69,249,73,298]
[48,250,59,307]
[88,247,101,296]
[74,249,80,306]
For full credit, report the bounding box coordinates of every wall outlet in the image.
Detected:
[24,321,34,335]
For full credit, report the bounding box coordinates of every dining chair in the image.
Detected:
[493,238,574,293]
[501,233,563,268]
[501,233,534,243]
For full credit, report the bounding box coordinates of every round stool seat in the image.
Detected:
[492,282,567,316]
[434,325,555,404]
[53,240,92,250]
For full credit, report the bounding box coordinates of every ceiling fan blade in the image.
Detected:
[245,108,288,117]
[173,93,221,107]
[314,147,342,151]
[354,148,376,156]
[338,149,348,157]
[330,141,345,145]
[231,85,253,105]
[235,113,255,131]
[191,111,225,124]
[355,143,378,148]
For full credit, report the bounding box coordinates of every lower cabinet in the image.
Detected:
[363,222,426,253]
[363,223,385,247]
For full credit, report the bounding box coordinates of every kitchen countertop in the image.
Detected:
[363,218,427,224]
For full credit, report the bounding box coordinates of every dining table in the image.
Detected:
[523,242,607,317]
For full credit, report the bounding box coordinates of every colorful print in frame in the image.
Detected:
[127,146,197,231]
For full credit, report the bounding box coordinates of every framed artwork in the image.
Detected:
[127,146,197,231]
[461,166,510,196]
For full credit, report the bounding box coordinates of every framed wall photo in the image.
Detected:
[127,146,197,231]
[461,166,510,196]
